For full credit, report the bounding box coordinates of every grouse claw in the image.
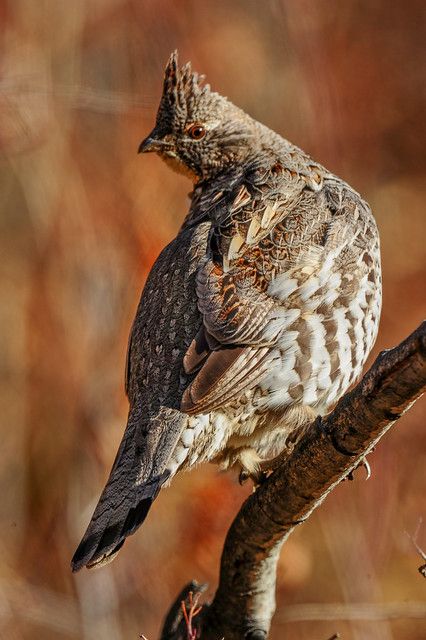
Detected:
[347,455,372,481]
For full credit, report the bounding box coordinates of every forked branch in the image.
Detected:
[160,321,426,640]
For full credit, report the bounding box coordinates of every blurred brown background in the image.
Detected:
[1,1,425,638]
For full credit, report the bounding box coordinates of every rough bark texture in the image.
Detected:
[160,321,426,640]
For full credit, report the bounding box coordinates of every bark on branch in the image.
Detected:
[160,321,426,640]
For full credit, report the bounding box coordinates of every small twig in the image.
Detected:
[181,591,203,640]
[405,517,426,577]
[160,581,207,640]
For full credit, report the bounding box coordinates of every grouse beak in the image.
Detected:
[138,136,157,154]
[138,131,169,154]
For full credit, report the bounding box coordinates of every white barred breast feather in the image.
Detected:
[169,192,381,475]
[261,227,381,414]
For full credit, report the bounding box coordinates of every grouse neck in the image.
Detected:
[254,121,296,157]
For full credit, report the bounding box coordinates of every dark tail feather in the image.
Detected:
[71,471,169,572]
[72,404,185,572]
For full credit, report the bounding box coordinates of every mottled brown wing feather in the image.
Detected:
[182,345,245,412]
[180,174,373,417]
[182,326,212,374]
[180,186,281,414]
[182,344,271,413]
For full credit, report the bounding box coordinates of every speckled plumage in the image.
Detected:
[71,52,381,572]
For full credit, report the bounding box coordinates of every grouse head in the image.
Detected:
[139,51,259,180]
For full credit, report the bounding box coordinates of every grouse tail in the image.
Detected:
[71,469,169,572]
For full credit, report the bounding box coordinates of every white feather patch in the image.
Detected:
[246,216,261,244]
[333,307,352,390]
[261,203,277,229]
[263,308,301,341]
[181,427,195,448]
[304,313,331,392]
[299,277,320,302]
[268,275,298,301]
[228,233,244,260]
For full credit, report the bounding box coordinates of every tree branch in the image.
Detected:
[160,321,426,640]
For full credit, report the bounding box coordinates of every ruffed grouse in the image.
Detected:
[71,52,381,571]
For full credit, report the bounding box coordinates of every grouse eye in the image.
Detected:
[187,124,206,140]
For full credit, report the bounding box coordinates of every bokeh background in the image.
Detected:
[1,1,425,638]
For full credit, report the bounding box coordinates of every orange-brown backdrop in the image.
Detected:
[1,1,425,639]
